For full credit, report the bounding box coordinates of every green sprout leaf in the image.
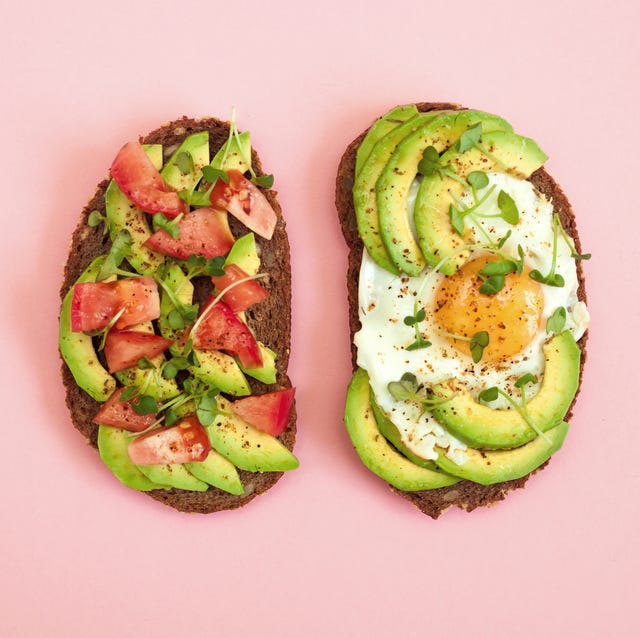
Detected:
[406,338,432,351]
[137,356,156,370]
[119,386,138,402]
[253,174,274,189]
[201,166,229,185]
[458,123,483,153]
[387,372,420,401]
[530,270,565,287]
[96,230,132,281]
[196,393,222,426]
[546,306,567,334]
[204,256,226,277]
[497,190,520,225]
[153,213,181,239]
[131,395,159,416]
[467,171,489,190]
[480,259,518,277]
[164,408,180,427]
[176,151,194,176]
[88,210,109,235]
[449,204,466,236]
[479,386,499,402]
[515,373,538,389]
[470,331,490,363]
[497,230,512,249]
[168,309,185,330]
[479,274,506,296]
[403,308,426,326]
[417,146,441,177]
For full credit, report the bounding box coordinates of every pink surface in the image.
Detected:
[1,0,637,636]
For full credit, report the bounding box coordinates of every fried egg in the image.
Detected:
[354,172,589,464]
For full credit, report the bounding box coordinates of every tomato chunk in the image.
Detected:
[93,387,156,432]
[144,207,234,259]
[209,169,277,239]
[71,276,160,332]
[230,389,295,436]
[127,416,211,465]
[191,299,263,369]
[211,263,269,313]
[104,330,173,373]
[110,141,187,217]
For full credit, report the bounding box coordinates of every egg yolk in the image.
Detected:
[433,255,544,363]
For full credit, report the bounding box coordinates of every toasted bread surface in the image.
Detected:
[335,103,587,518]
[60,117,295,513]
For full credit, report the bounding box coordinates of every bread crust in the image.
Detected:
[335,103,588,518]
[60,117,295,513]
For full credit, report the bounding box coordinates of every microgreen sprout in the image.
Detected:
[457,123,508,170]
[418,146,466,185]
[88,210,109,235]
[403,304,431,351]
[479,375,551,443]
[555,213,591,260]
[477,246,525,296]
[387,372,454,415]
[529,214,565,287]
[184,254,226,279]
[175,151,194,176]
[154,273,199,330]
[437,330,490,363]
[546,307,567,334]
[153,213,182,240]
[96,230,133,281]
[95,308,126,351]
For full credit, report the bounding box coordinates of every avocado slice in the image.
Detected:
[207,398,299,472]
[353,112,441,274]
[161,131,210,192]
[345,368,459,491]
[239,343,277,385]
[355,104,419,177]
[434,421,569,485]
[105,144,165,276]
[225,232,260,276]
[137,462,209,492]
[185,442,244,495]
[191,349,252,396]
[59,257,116,402]
[376,111,513,275]
[369,390,442,471]
[414,129,547,274]
[432,332,580,449]
[211,131,252,173]
[98,425,164,491]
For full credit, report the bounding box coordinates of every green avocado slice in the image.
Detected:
[59,257,116,402]
[344,368,459,491]
[376,111,513,275]
[185,437,244,495]
[414,129,547,274]
[206,398,299,472]
[105,144,165,276]
[161,131,210,193]
[98,425,165,491]
[432,332,580,449]
[353,112,441,274]
[137,462,209,492]
[434,421,569,485]
[355,104,419,177]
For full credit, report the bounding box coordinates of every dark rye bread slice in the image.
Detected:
[60,116,295,513]
[336,103,588,519]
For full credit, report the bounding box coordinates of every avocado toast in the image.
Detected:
[336,102,589,518]
[59,115,297,513]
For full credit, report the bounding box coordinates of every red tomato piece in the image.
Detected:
[211,263,269,313]
[103,330,173,373]
[113,276,161,329]
[70,277,160,332]
[144,207,234,259]
[191,299,263,369]
[230,389,296,436]
[93,387,156,432]
[127,416,211,465]
[110,141,187,217]
[209,169,277,239]
[71,282,120,331]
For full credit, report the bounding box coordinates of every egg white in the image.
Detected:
[355,173,589,463]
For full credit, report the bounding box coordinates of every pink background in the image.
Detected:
[1,0,637,636]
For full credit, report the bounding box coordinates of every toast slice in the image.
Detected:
[336,103,588,518]
[60,116,296,513]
